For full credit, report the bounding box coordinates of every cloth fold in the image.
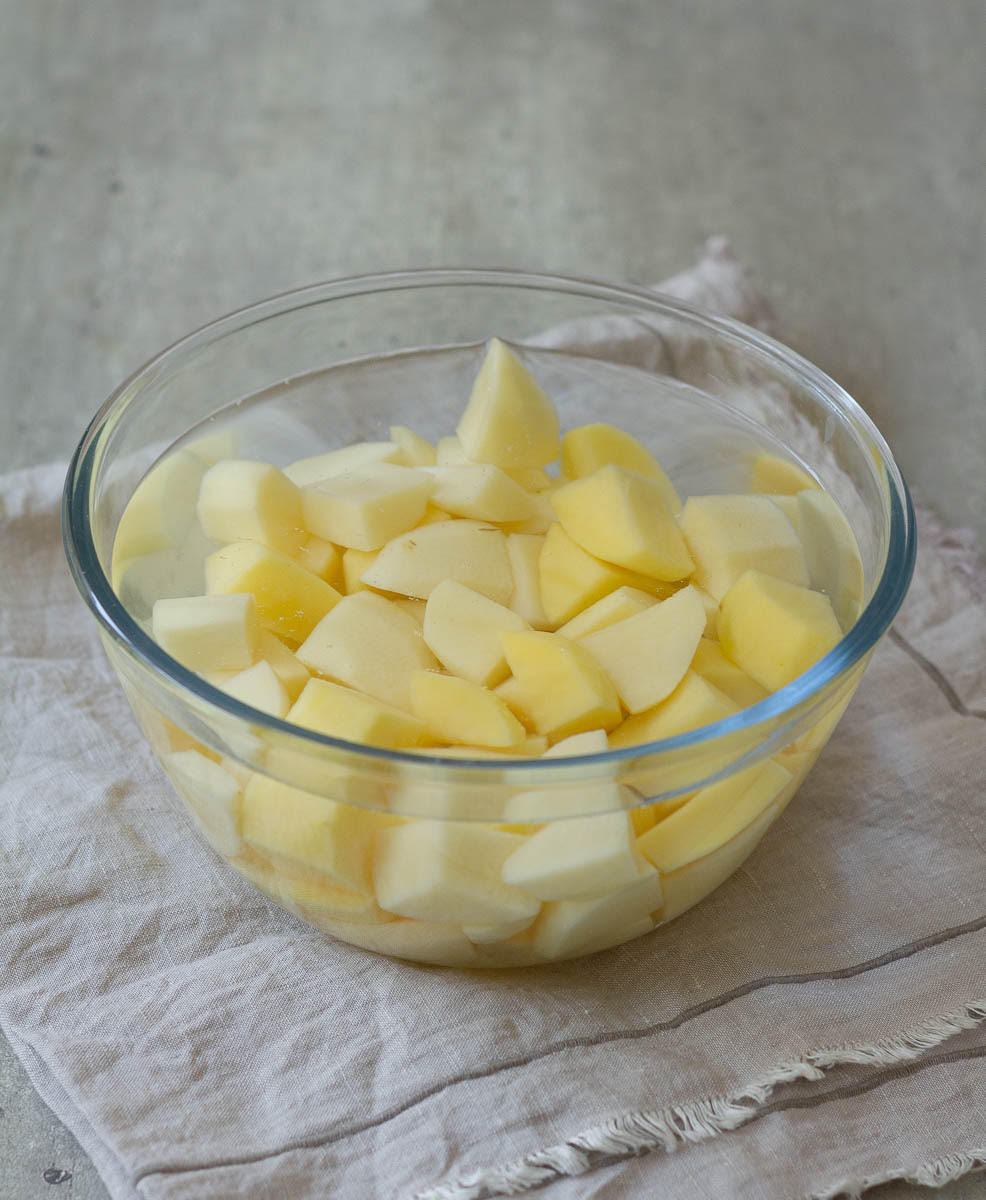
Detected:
[2,243,985,1200]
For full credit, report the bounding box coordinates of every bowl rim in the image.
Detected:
[63,265,916,776]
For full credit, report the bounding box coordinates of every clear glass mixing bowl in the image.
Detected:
[63,269,915,967]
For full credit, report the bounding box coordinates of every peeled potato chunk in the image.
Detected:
[531,862,662,960]
[796,490,865,631]
[609,670,738,747]
[301,463,433,551]
[423,579,530,687]
[294,535,343,585]
[456,338,560,468]
[296,591,438,712]
[219,660,290,718]
[284,441,404,487]
[690,637,769,709]
[427,464,536,522]
[113,449,210,564]
[580,585,706,713]
[718,570,843,691]
[152,593,259,673]
[410,670,526,749]
[501,811,642,900]
[506,533,551,629]
[361,519,513,604]
[561,422,680,511]
[551,465,694,582]
[257,631,310,701]
[557,586,655,640]
[750,451,819,496]
[678,493,809,601]
[287,677,427,748]
[197,459,305,558]
[205,540,342,646]
[165,749,243,857]
[373,820,541,926]
[389,424,437,467]
[499,630,622,741]
[342,547,380,595]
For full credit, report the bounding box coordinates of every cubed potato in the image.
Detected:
[501,812,642,900]
[501,732,625,823]
[423,579,530,687]
[499,630,622,741]
[301,463,433,551]
[500,490,555,536]
[436,435,471,466]
[294,535,343,586]
[750,451,819,496]
[456,338,560,468]
[690,637,769,709]
[539,524,654,628]
[551,465,694,582]
[557,586,656,640]
[113,449,209,564]
[609,670,738,747]
[197,459,305,557]
[506,533,551,629]
[152,593,259,673]
[417,504,456,526]
[389,424,437,467]
[580,586,706,713]
[410,671,526,748]
[342,547,380,594]
[164,749,243,857]
[265,868,394,926]
[694,585,720,638]
[373,820,541,926]
[678,493,809,601]
[393,597,427,625]
[637,758,794,874]
[288,677,428,748]
[220,660,290,718]
[112,525,214,620]
[462,915,538,944]
[531,863,662,960]
[796,490,864,631]
[241,774,389,893]
[361,519,513,604]
[492,675,537,731]
[561,423,680,511]
[427,464,536,522]
[283,441,404,487]
[503,466,554,492]
[257,631,310,701]
[718,570,843,691]
[296,591,439,712]
[766,494,803,535]
[205,540,342,646]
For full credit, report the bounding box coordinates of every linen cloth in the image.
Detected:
[1,242,985,1200]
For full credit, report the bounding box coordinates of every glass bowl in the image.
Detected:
[63,268,915,967]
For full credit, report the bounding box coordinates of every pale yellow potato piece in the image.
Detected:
[284,441,403,486]
[389,424,437,467]
[501,812,642,900]
[423,579,530,687]
[393,597,427,625]
[499,630,622,741]
[719,570,843,691]
[462,915,538,944]
[694,585,720,639]
[220,660,290,718]
[436,435,471,466]
[241,774,389,893]
[531,863,661,960]
[266,871,394,927]
[580,586,706,714]
[657,798,785,922]
[257,630,310,701]
[296,591,438,712]
[503,466,554,492]
[539,524,676,628]
[164,749,243,857]
[456,338,560,468]
[766,494,802,535]
[361,519,513,604]
[294,535,343,586]
[637,758,793,873]
[561,422,680,511]
[205,540,342,646]
[506,533,551,629]
[288,677,428,749]
[410,671,526,748]
[678,493,809,601]
[551,465,694,582]
[301,463,433,551]
[557,586,655,640]
[113,449,210,564]
[691,637,769,709]
[373,821,541,926]
[427,464,536,522]
[797,490,865,631]
[197,459,306,557]
[417,504,456,526]
[112,526,214,619]
[410,736,548,760]
[750,451,819,496]
[342,547,380,594]
[492,675,537,731]
[609,670,738,748]
[500,490,556,536]
[152,593,259,673]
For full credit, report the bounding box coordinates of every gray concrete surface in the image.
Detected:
[1,1,983,1197]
